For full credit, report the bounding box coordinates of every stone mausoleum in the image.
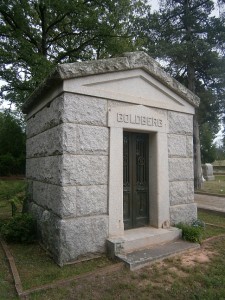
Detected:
[22,52,200,266]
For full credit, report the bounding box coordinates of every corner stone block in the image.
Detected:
[59,216,109,264]
[29,203,62,262]
[169,158,194,181]
[62,93,107,126]
[170,203,197,225]
[186,136,193,157]
[26,95,63,138]
[26,123,77,158]
[77,125,109,155]
[62,155,108,186]
[168,112,193,134]
[168,134,186,157]
[76,185,107,216]
[32,181,76,217]
[26,156,63,185]
[169,181,194,206]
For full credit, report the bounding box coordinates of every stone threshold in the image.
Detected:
[107,226,182,257]
[117,240,200,271]
[107,226,200,270]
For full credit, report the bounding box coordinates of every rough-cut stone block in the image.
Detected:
[62,93,107,126]
[26,96,63,138]
[29,202,62,262]
[32,181,76,217]
[62,155,108,185]
[26,123,77,158]
[170,203,197,225]
[76,185,107,216]
[59,216,108,264]
[169,158,193,181]
[187,181,194,201]
[168,134,186,157]
[186,136,193,157]
[169,181,194,206]
[77,125,109,155]
[26,125,64,158]
[26,156,63,185]
[168,112,193,134]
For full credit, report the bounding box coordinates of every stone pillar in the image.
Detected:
[108,127,124,237]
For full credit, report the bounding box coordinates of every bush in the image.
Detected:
[0,153,16,176]
[176,221,204,243]
[1,213,37,243]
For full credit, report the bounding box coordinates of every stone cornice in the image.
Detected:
[22,51,200,114]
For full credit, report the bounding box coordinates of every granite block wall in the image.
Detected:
[168,111,197,225]
[26,93,109,265]
[26,93,196,264]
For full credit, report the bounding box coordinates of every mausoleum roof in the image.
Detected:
[22,51,200,114]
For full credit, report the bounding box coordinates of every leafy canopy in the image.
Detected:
[0,112,26,175]
[136,0,225,163]
[0,0,148,110]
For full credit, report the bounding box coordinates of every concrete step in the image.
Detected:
[107,227,182,258]
[116,240,200,271]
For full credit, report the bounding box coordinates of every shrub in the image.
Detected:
[176,221,204,243]
[1,213,37,243]
[0,153,16,176]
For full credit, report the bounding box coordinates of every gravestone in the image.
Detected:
[22,52,200,265]
[202,163,215,181]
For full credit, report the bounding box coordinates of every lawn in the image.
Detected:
[0,179,26,224]
[1,180,225,299]
[19,234,225,300]
[197,175,225,195]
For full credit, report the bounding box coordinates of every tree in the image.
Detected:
[136,0,225,188]
[0,112,26,175]
[0,0,148,110]
[200,123,217,163]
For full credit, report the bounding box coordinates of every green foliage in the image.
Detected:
[137,0,225,160]
[0,0,148,110]
[0,213,37,243]
[176,221,204,243]
[0,112,25,175]
[0,180,26,201]
[0,180,26,219]
[200,123,217,163]
[0,154,15,176]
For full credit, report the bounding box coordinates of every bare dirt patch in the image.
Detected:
[177,246,216,268]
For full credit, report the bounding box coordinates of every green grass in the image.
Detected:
[197,175,225,195]
[9,243,114,290]
[0,180,26,223]
[0,244,18,300]
[1,180,225,299]
[28,236,225,300]
[198,210,225,240]
[2,210,223,298]
[198,210,225,227]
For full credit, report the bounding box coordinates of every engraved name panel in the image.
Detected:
[108,105,167,132]
[117,113,163,128]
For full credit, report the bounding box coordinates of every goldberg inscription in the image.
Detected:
[117,113,163,127]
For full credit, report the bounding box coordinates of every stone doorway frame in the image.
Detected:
[108,105,170,237]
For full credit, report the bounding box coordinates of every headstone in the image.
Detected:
[202,163,215,181]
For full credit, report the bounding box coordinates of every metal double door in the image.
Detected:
[123,132,149,229]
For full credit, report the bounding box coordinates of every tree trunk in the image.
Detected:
[193,112,202,189]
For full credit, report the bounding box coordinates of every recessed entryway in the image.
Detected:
[123,132,149,229]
